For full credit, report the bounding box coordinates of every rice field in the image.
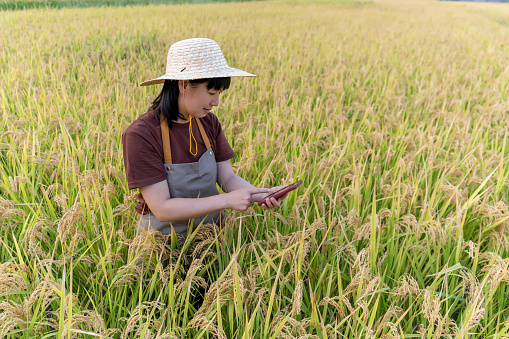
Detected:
[0,0,254,11]
[1,0,509,337]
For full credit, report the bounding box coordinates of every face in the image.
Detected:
[178,81,223,119]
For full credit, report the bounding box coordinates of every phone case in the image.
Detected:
[258,180,303,206]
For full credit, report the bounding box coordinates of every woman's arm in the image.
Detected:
[216,160,256,193]
[217,160,288,209]
[140,180,269,222]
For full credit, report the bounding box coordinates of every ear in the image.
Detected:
[178,80,188,94]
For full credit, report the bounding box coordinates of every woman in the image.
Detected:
[122,38,287,238]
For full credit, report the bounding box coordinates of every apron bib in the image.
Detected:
[136,117,224,237]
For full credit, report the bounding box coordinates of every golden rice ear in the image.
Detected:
[460,269,481,301]
[187,314,227,339]
[393,274,421,299]
[24,219,53,258]
[175,258,207,294]
[290,279,303,316]
[57,202,87,250]
[0,197,25,221]
[119,301,166,339]
[112,191,139,217]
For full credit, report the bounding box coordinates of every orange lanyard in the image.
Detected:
[182,84,197,156]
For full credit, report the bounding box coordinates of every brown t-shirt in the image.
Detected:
[121,110,235,215]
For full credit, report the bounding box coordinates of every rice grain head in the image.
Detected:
[187,314,227,339]
[291,279,304,316]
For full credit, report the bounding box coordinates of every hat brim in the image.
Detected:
[140,67,256,86]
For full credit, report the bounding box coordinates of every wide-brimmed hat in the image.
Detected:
[140,38,256,86]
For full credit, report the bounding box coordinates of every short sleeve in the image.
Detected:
[210,116,235,163]
[122,130,167,190]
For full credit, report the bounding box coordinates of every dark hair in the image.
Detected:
[150,77,231,128]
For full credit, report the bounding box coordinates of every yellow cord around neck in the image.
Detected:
[183,83,198,156]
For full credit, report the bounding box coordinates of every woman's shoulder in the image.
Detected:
[200,112,221,129]
[123,110,160,137]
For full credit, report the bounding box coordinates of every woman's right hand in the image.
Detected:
[223,188,270,211]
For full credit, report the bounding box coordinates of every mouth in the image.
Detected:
[203,108,211,114]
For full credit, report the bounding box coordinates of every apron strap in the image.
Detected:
[161,118,172,164]
[160,117,212,165]
[195,117,212,150]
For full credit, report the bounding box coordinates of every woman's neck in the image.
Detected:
[177,98,190,123]
[175,111,190,124]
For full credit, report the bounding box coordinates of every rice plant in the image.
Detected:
[1,0,509,337]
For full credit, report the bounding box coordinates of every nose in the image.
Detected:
[211,93,220,107]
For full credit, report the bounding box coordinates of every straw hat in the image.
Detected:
[140,38,256,86]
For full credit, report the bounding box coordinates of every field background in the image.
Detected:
[0,0,254,11]
[2,0,509,337]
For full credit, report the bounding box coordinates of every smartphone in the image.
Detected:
[258,180,303,206]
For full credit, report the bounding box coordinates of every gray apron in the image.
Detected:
[136,117,224,237]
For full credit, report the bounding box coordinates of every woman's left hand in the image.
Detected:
[259,186,289,210]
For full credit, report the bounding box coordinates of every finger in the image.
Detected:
[250,188,271,195]
[250,194,261,204]
[265,198,275,209]
[271,197,280,208]
[279,193,289,201]
[272,185,288,192]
